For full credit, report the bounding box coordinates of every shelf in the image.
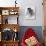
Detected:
[1,40,19,46]
[0,24,20,32]
[1,14,19,16]
[0,7,19,10]
[2,40,19,43]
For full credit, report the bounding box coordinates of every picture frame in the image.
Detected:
[25,7,36,20]
[2,10,9,15]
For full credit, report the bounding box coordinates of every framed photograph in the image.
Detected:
[25,6,36,20]
[2,10,9,15]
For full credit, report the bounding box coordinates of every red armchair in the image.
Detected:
[21,28,41,46]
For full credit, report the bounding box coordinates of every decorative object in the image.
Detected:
[14,28,17,32]
[9,10,18,15]
[10,10,15,15]
[21,28,41,46]
[5,18,8,24]
[2,28,13,41]
[2,10,9,15]
[13,28,18,41]
[13,32,18,41]
[25,36,38,46]
[1,28,18,41]
[25,6,36,20]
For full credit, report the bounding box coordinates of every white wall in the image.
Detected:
[0,0,44,26]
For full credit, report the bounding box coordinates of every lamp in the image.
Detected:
[15,0,17,7]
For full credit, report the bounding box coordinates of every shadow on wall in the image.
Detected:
[18,26,44,44]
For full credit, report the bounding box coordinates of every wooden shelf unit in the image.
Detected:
[0,7,20,46]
